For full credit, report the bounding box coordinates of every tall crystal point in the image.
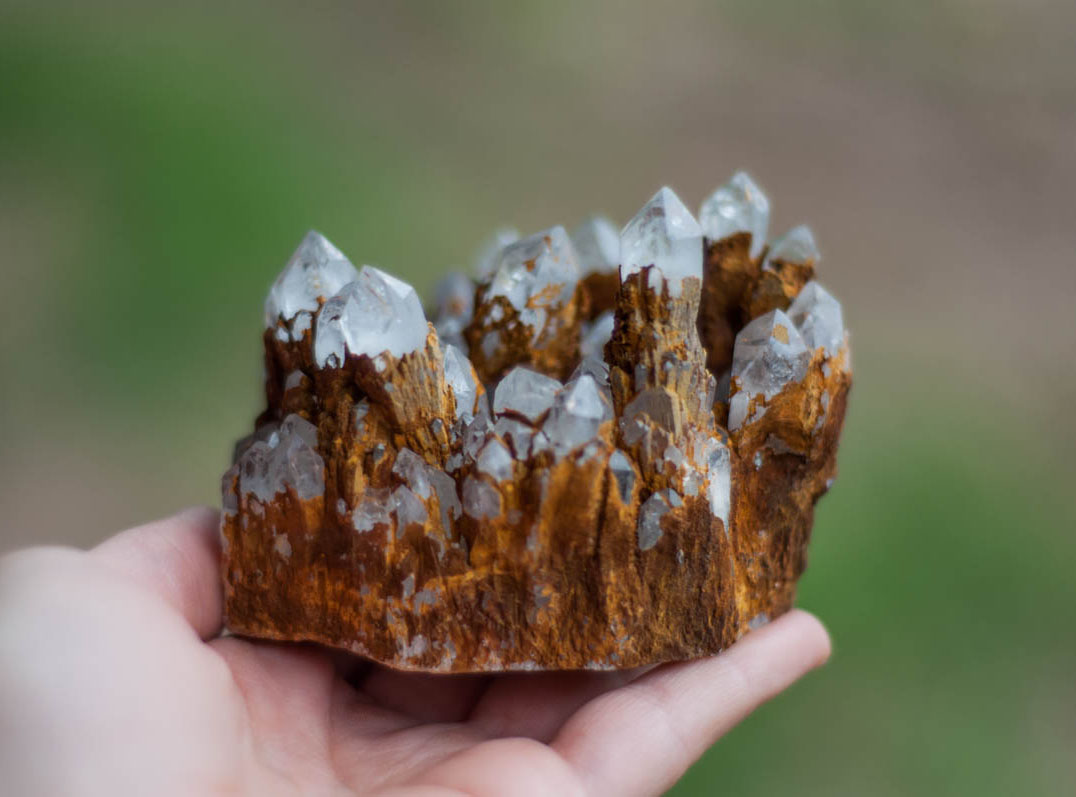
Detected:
[265,231,359,329]
[571,215,620,275]
[620,186,703,294]
[787,281,845,356]
[314,266,428,368]
[474,227,521,280]
[766,225,819,266]
[699,172,770,258]
[486,226,581,314]
[731,309,810,398]
[443,344,480,421]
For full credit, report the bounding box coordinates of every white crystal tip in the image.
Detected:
[699,172,770,257]
[619,186,703,293]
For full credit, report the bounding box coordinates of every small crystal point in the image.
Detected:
[434,271,475,321]
[443,344,480,421]
[474,227,520,279]
[570,215,620,276]
[493,367,563,423]
[237,413,324,502]
[608,450,636,503]
[766,225,819,266]
[462,475,501,519]
[571,355,610,387]
[314,266,428,368]
[636,489,679,550]
[392,485,429,532]
[620,187,703,295]
[265,231,360,331]
[787,281,845,356]
[392,448,433,499]
[729,309,810,430]
[487,226,581,314]
[476,438,514,481]
[580,311,615,359]
[542,375,612,457]
[699,172,770,257]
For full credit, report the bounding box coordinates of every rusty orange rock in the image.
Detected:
[221,182,850,672]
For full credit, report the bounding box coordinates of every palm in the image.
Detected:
[0,508,830,796]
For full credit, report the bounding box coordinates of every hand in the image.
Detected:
[0,508,830,796]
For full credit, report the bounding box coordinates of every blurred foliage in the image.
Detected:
[1,1,1073,794]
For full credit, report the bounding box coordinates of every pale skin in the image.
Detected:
[0,507,830,796]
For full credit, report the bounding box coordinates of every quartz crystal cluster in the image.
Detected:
[221,173,852,672]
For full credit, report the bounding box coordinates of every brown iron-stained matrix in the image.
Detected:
[221,174,851,672]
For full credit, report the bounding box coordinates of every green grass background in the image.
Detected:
[2,2,1074,793]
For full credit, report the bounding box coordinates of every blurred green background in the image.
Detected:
[2,1,1074,794]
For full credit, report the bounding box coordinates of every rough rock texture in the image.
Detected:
[222,178,851,672]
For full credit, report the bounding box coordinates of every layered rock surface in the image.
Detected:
[222,176,851,672]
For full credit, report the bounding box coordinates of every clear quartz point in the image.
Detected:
[434,272,475,320]
[699,172,770,258]
[620,187,703,295]
[462,476,501,519]
[314,266,428,368]
[474,227,520,280]
[765,225,819,266]
[728,309,810,430]
[237,413,324,502]
[608,450,636,503]
[493,367,563,423]
[486,227,581,332]
[353,487,392,533]
[570,215,620,275]
[580,311,615,359]
[433,272,475,349]
[392,448,433,499]
[264,231,359,332]
[542,375,612,458]
[476,438,514,481]
[636,489,681,551]
[442,344,480,421]
[786,280,845,356]
[392,485,428,532]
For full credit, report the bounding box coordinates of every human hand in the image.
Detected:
[0,508,830,796]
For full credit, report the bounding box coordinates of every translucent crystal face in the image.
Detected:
[787,280,845,356]
[693,434,731,524]
[237,413,325,502]
[579,311,615,359]
[570,215,620,276]
[442,344,480,421]
[434,272,475,322]
[265,231,359,331]
[314,266,428,368]
[608,450,636,503]
[493,367,563,423]
[486,226,581,331]
[392,448,433,499]
[542,375,613,458]
[476,438,514,481]
[636,489,682,550]
[699,172,770,258]
[731,309,810,398]
[619,186,703,296]
[462,475,501,519]
[765,224,819,266]
[474,227,520,280]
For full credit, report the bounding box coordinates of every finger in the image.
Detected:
[91,506,224,639]
[359,665,491,723]
[552,610,831,797]
[467,667,651,742]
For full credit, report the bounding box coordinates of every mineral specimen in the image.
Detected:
[221,175,851,672]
